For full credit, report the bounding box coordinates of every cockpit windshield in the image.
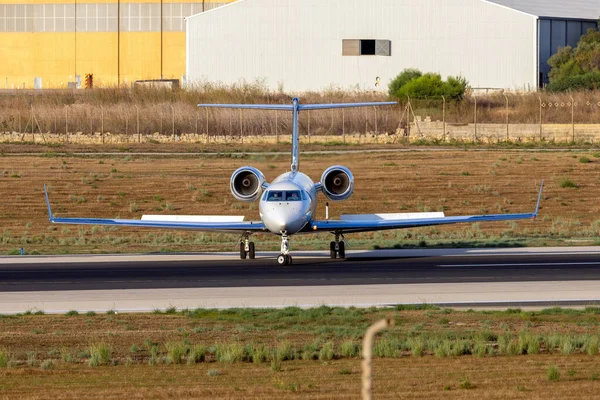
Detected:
[265,190,304,202]
[267,191,284,201]
[285,191,302,201]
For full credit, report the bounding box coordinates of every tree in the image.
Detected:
[388,69,468,101]
[547,26,600,91]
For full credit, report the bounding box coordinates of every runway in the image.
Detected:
[1,247,600,313]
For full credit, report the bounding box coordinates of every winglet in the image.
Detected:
[534,180,544,218]
[43,184,54,222]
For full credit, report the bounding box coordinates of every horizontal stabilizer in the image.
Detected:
[341,212,445,221]
[141,215,245,223]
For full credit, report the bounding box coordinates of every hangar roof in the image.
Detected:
[487,0,600,20]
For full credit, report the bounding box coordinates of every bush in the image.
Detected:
[339,340,360,358]
[388,69,468,101]
[388,68,422,97]
[166,341,188,364]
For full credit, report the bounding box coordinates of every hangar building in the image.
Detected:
[186,0,599,92]
[0,0,234,88]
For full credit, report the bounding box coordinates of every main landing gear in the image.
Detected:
[277,232,293,266]
[330,233,346,259]
[239,233,256,260]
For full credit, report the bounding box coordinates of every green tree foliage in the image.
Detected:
[547,27,600,91]
[388,69,468,100]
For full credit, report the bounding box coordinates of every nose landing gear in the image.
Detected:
[277,232,292,265]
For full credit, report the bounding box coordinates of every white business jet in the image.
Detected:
[44,98,543,265]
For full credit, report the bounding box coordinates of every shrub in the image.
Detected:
[389,69,468,101]
[276,341,295,361]
[459,377,473,389]
[249,344,269,364]
[580,157,592,164]
[187,345,207,364]
[0,349,9,368]
[388,68,422,97]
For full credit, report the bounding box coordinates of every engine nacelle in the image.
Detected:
[320,165,354,201]
[230,167,266,202]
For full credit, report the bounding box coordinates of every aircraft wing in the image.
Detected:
[310,181,543,234]
[44,185,265,234]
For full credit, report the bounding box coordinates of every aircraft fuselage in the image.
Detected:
[259,171,316,235]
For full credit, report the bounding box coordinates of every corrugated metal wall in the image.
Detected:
[0,0,233,88]
[186,0,539,92]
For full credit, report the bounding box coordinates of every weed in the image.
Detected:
[65,310,79,316]
[187,345,207,364]
[88,343,112,366]
[459,377,473,389]
[0,349,8,367]
[548,365,561,381]
[339,368,352,375]
[318,342,335,361]
[166,341,188,364]
[270,358,281,372]
[40,360,54,370]
[215,343,245,363]
[339,340,360,358]
[276,341,295,361]
[559,178,578,189]
[580,156,591,164]
[207,369,222,376]
[149,345,160,366]
[61,347,75,363]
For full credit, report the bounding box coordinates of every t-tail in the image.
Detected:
[198,98,397,173]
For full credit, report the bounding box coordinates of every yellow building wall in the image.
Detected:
[0,0,236,88]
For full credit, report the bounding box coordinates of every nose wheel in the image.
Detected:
[277,232,292,266]
[277,254,292,266]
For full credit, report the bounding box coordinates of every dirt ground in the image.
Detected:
[2,308,600,399]
[1,147,599,253]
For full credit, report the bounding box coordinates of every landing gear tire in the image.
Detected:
[338,241,346,259]
[248,242,256,259]
[277,254,287,266]
[239,242,247,260]
[330,241,337,259]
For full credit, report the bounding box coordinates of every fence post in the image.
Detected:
[205,107,209,139]
[307,110,311,144]
[503,93,509,142]
[538,96,542,141]
[362,317,394,400]
[374,106,378,135]
[89,107,93,135]
[100,106,104,144]
[31,106,35,143]
[473,96,477,142]
[195,109,199,136]
[570,95,575,143]
[342,108,345,143]
[65,105,69,143]
[136,105,140,143]
[239,109,243,143]
[275,111,279,144]
[441,96,446,141]
[171,105,175,138]
[18,111,21,134]
[406,96,411,138]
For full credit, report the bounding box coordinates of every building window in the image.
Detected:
[343,39,391,56]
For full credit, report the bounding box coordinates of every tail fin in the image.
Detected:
[198,98,397,173]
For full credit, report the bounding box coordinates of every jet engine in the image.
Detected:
[320,165,354,201]
[230,167,266,202]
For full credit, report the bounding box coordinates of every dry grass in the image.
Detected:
[2,86,600,139]
[2,307,600,398]
[1,149,600,254]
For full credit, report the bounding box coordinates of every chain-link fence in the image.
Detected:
[2,94,600,144]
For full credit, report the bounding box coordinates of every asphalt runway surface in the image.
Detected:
[1,248,600,312]
[2,251,600,292]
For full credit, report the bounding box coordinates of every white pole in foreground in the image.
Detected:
[362,317,394,400]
